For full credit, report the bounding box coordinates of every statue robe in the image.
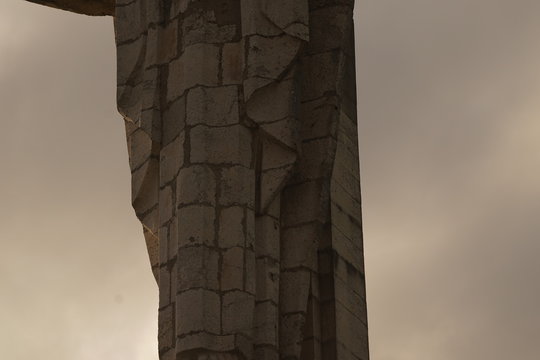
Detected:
[25,0,368,358]
[115,0,367,359]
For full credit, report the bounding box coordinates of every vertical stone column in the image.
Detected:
[114,0,368,359]
[22,0,369,358]
[153,2,258,358]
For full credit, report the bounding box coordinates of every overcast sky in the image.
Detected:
[2,1,540,359]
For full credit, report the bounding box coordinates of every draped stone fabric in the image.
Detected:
[24,0,368,358]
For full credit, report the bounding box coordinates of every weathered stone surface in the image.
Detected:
[222,291,255,334]
[25,0,368,359]
[219,166,255,208]
[190,125,252,166]
[176,289,221,335]
[176,165,216,206]
[159,131,185,185]
[177,246,220,291]
[177,205,215,247]
[187,86,240,127]
[175,333,236,354]
[167,44,220,101]
[222,41,245,85]
[219,207,246,249]
[221,247,245,291]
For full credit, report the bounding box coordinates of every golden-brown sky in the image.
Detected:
[2,1,540,359]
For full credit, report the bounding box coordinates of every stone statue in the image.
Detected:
[24,1,369,359]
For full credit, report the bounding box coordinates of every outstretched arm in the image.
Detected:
[24,0,114,16]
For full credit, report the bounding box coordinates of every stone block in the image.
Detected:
[176,289,221,335]
[299,96,338,141]
[308,6,352,54]
[332,255,366,300]
[144,225,159,269]
[115,1,145,43]
[128,128,152,170]
[167,43,220,101]
[158,265,171,307]
[261,0,309,39]
[330,201,362,248]
[260,167,293,212]
[167,216,178,262]
[187,86,240,127]
[162,96,186,147]
[254,347,279,360]
[160,131,185,186]
[117,83,143,123]
[177,246,219,292]
[221,247,244,291]
[255,257,279,302]
[159,185,174,225]
[176,165,216,206]
[116,35,146,86]
[279,270,311,314]
[333,273,366,325]
[279,313,305,358]
[218,206,245,249]
[330,224,363,274]
[335,300,369,360]
[301,51,340,101]
[254,301,278,345]
[261,136,297,171]
[170,0,191,18]
[139,108,161,142]
[182,10,237,47]
[245,249,256,295]
[235,333,254,360]
[158,305,174,350]
[190,125,252,167]
[335,141,360,184]
[246,77,295,124]
[281,223,318,270]
[331,179,361,219]
[222,291,255,335]
[222,41,244,84]
[294,138,333,182]
[333,143,360,184]
[240,0,283,37]
[159,225,169,264]
[177,205,215,247]
[131,159,159,216]
[219,166,255,208]
[175,333,236,354]
[247,35,302,81]
[142,206,159,236]
[159,20,179,62]
[281,181,322,227]
[254,215,280,260]
[260,118,298,150]
[320,299,336,343]
[161,348,175,360]
[140,66,161,113]
[170,261,177,304]
[245,208,256,249]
